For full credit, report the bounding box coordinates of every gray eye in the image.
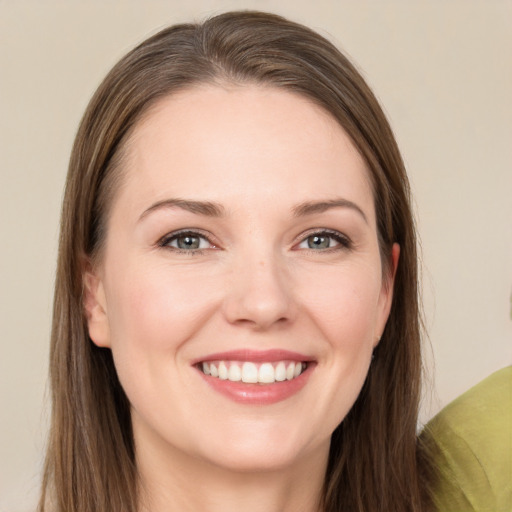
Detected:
[307,235,331,249]
[176,235,201,250]
[161,231,214,252]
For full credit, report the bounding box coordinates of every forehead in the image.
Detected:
[115,84,374,219]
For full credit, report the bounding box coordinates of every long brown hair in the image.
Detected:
[40,11,431,512]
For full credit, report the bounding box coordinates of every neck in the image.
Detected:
[135,424,328,512]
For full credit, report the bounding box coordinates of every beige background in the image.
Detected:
[1,1,511,510]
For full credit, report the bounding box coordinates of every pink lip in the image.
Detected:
[192,349,316,405]
[191,349,314,365]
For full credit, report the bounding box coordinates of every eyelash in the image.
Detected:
[158,230,215,255]
[157,229,352,254]
[296,229,352,253]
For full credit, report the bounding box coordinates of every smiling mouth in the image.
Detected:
[199,360,307,384]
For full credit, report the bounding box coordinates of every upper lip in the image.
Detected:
[191,349,315,365]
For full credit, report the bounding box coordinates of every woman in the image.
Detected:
[40,11,432,512]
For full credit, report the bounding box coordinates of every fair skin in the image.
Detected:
[85,85,398,512]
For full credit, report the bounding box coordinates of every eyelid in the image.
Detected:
[293,228,352,251]
[157,228,219,251]
[157,227,351,253]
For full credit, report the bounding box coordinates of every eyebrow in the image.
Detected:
[292,198,368,224]
[139,198,225,221]
[139,197,367,223]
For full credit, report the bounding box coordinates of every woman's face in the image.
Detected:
[86,85,397,474]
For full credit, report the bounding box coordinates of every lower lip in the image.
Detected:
[197,364,314,405]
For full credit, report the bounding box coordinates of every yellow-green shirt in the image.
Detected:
[423,366,512,511]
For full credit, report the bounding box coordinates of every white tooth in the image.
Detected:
[241,362,258,383]
[294,362,302,377]
[258,363,275,383]
[286,362,295,380]
[210,363,219,378]
[228,363,242,381]
[275,362,286,382]
[218,361,228,380]
[202,362,210,375]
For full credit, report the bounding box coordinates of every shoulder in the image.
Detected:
[421,366,512,511]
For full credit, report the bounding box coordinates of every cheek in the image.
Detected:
[103,261,220,358]
[297,261,382,348]
[294,263,382,425]
[102,260,224,426]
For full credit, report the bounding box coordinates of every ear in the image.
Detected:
[83,268,111,348]
[374,243,400,347]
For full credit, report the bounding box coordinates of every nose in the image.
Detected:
[222,253,297,330]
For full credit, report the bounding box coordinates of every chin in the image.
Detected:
[204,446,309,474]
[190,422,327,474]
